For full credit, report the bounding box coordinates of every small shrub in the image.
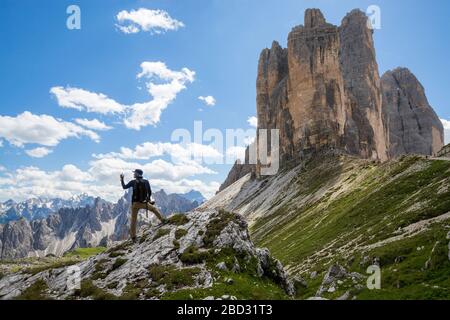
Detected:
[179,245,210,264]
[175,228,188,240]
[15,280,50,300]
[112,258,128,271]
[74,280,116,300]
[173,240,180,249]
[167,214,190,226]
[153,228,170,241]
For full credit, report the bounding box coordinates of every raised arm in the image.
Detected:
[120,174,134,190]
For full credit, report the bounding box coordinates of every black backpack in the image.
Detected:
[133,179,149,203]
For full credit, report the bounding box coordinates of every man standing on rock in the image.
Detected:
[120,169,166,242]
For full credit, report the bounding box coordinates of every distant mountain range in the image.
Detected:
[0,190,206,224]
[174,190,206,204]
[0,194,96,224]
[0,190,206,259]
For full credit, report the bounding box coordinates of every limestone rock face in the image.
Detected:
[381,68,444,157]
[257,8,389,169]
[218,8,443,191]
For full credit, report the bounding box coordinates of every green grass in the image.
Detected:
[63,247,107,259]
[247,155,450,299]
[162,271,289,300]
[148,264,200,291]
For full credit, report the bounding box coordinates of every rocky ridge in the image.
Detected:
[0,210,293,300]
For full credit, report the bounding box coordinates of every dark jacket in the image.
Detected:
[121,178,152,203]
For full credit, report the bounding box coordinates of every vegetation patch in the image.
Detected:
[24,260,79,276]
[179,245,210,264]
[162,272,288,300]
[15,279,50,300]
[203,210,239,247]
[148,264,200,290]
[73,279,116,300]
[175,228,188,240]
[63,247,106,259]
[111,258,128,271]
[167,214,190,226]
[153,228,171,241]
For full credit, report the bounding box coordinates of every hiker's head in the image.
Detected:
[133,169,143,179]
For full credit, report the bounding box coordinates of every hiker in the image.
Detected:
[120,169,166,242]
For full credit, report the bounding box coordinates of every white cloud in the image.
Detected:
[124,62,195,129]
[51,62,194,130]
[0,140,3,147]
[0,165,6,172]
[25,147,53,158]
[75,118,113,131]
[441,119,450,145]
[116,8,184,34]
[0,111,100,147]
[51,87,125,114]
[94,141,222,164]
[198,96,216,107]
[247,116,258,128]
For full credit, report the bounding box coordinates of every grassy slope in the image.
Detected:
[249,155,450,299]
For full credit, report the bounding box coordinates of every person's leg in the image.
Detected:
[147,203,165,222]
[130,203,138,240]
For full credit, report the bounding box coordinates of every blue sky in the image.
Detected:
[0,0,449,202]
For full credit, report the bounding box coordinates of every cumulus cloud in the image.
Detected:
[25,147,53,158]
[116,8,184,34]
[50,87,125,114]
[75,118,113,131]
[93,141,222,164]
[0,111,100,147]
[52,62,194,130]
[247,116,258,128]
[198,96,216,107]
[124,62,195,129]
[0,142,220,201]
[441,118,450,144]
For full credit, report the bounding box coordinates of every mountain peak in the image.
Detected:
[304,8,326,28]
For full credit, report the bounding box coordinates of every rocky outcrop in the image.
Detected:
[219,146,255,192]
[256,8,389,169]
[219,8,443,190]
[0,210,293,300]
[381,67,444,157]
